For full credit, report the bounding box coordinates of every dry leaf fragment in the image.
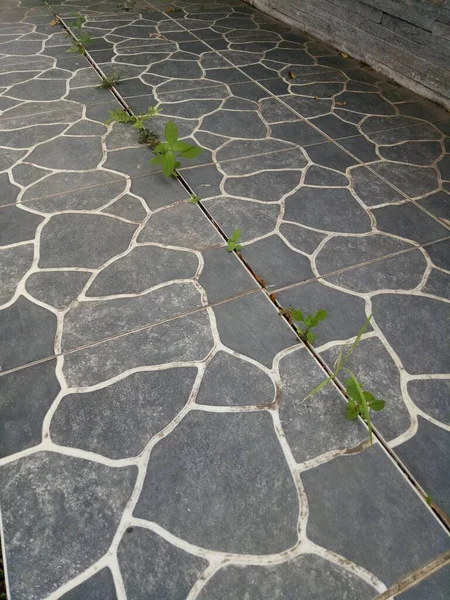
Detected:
[254,273,267,288]
[50,18,59,26]
[335,101,347,107]
[314,96,320,101]
[279,307,294,325]
[165,7,176,12]
[269,292,277,302]
[340,52,349,59]
[287,70,296,80]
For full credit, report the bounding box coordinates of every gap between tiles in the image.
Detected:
[374,551,450,600]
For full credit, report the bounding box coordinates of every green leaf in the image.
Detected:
[172,140,193,152]
[369,399,386,411]
[303,374,334,402]
[154,142,170,153]
[348,313,373,356]
[306,330,316,344]
[344,377,359,402]
[138,106,160,119]
[315,309,328,322]
[106,109,134,124]
[162,151,176,178]
[226,240,235,252]
[180,145,203,159]
[235,243,242,252]
[231,229,242,241]
[346,405,359,420]
[80,33,92,44]
[164,121,179,144]
[291,309,304,323]
[150,154,165,165]
[345,370,374,443]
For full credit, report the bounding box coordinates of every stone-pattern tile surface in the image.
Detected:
[395,563,450,600]
[0,0,449,599]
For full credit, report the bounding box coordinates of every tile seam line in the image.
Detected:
[269,233,450,295]
[0,145,293,211]
[141,0,450,533]
[137,0,450,233]
[374,551,450,599]
[2,231,448,379]
[44,0,450,535]
[0,102,107,127]
[2,227,449,378]
[121,84,449,140]
[1,142,366,212]
[0,285,262,379]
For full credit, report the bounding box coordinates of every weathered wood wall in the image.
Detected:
[246,0,450,108]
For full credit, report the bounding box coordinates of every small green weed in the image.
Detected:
[151,121,203,178]
[98,72,121,89]
[71,12,86,29]
[67,37,90,54]
[226,229,242,252]
[304,314,373,402]
[344,370,385,444]
[189,194,201,204]
[291,308,327,344]
[302,314,386,444]
[133,106,161,130]
[67,13,93,53]
[106,106,160,129]
[106,108,135,125]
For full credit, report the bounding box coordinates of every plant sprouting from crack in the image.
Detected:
[71,12,86,29]
[304,314,373,401]
[67,35,92,54]
[189,194,201,204]
[301,314,386,444]
[290,308,327,344]
[150,121,203,178]
[98,72,121,89]
[67,12,93,53]
[226,229,242,252]
[344,371,385,444]
[106,106,160,130]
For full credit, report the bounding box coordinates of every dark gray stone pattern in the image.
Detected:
[0,0,449,599]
